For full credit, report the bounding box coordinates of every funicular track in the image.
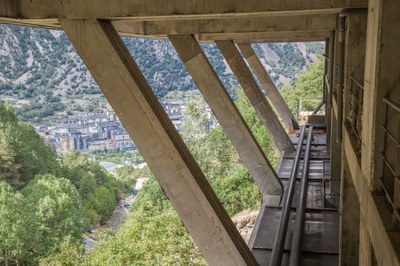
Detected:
[249,125,339,266]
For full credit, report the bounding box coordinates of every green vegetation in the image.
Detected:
[281,57,324,114]
[93,150,144,165]
[60,153,119,226]
[0,104,58,188]
[115,165,142,194]
[0,175,84,265]
[0,104,133,265]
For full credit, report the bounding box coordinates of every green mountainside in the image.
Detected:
[0,24,323,124]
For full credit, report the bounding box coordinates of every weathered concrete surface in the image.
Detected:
[338,17,368,250]
[359,213,374,266]
[355,0,400,264]
[330,19,343,202]
[340,156,360,266]
[113,14,337,36]
[330,113,341,201]
[344,128,400,266]
[344,13,367,102]
[1,0,367,20]
[238,43,299,132]
[343,13,367,146]
[197,30,331,43]
[60,19,257,265]
[169,34,283,197]
[217,40,294,153]
[361,0,400,190]
[326,32,335,149]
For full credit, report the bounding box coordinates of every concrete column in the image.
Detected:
[340,15,367,253]
[217,41,294,153]
[330,114,341,207]
[323,39,329,127]
[339,156,360,266]
[326,32,335,149]
[60,19,258,266]
[329,27,342,206]
[169,34,283,200]
[361,0,400,189]
[359,213,373,266]
[237,43,299,132]
[344,13,367,100]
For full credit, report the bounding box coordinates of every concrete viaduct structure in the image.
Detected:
[0,0,399,265]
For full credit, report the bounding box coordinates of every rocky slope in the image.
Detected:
[0,24,323,124]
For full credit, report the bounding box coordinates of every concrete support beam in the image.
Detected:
[216,41,294,152]
[197,31,331,43]
[330,114,341,206]
[361,0,400,190]
[344,13,367,94]
[343,128,400,266]
[326,32,335,149]
[339,15,367,249]
[1,0,367,20]
[60,19,257,265]
[169,34,283,198]
[330,25,341,200]
[113,14,337,36]
[359,213,374,266]
[0,0,18,18]
[340,156,360,266]
[238,43,299,132]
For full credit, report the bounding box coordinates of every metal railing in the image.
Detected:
[346,75,364,158]
[380,97,400,230]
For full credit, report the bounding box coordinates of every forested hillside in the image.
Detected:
[0,24,323,124]
[0,104,135,265]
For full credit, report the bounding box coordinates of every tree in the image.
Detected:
[61,152,119,225]
[115,165,139,194]
[0,175,85,265]
[236,89,280,166]
[0,182,26,265]
[0,104,59,189]
[83,209,206,266]
[211,165,261,216]
[280,58,324,114]
[22,174,85,262]
[40,236,85,266]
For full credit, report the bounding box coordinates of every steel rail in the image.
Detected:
[289,126,314,266]
[269,125,307,266]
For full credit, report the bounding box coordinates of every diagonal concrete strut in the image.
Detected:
[238,43,300,132]
[217,40,295,153]
[60,19,257,266]
[169,34,283,198]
